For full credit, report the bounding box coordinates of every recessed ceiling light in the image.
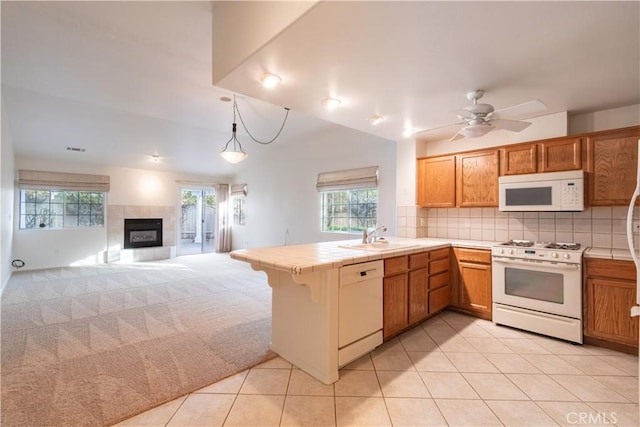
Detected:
[321,97,341,111]
[260,73,282,89]
[369,115,384,126]
[402,127,415,138]
[151,154,160,162]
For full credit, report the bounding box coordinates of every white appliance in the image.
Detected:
[626,140,640,330]
[492,240,585,343]
[338,260,383,366]
[499,170,584,212]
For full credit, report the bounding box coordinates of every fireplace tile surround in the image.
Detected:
[107,205,176,262]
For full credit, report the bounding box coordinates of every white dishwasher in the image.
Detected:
[338,260,384,366]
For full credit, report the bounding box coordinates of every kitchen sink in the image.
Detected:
[338,241,420,252]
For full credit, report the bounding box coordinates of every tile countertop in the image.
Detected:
[230,237,498,275]
[584,247,639,261]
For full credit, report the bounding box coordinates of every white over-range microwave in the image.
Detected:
[498,170,585,212]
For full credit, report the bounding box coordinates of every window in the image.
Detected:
[233,197,246,226]
[317,166,379,233]
[19,190,105,229]
[321,188,378,233]
[230,184,247,226]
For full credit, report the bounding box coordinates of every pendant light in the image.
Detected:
[220,95,290,164]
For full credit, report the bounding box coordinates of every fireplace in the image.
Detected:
[124,218,163,249]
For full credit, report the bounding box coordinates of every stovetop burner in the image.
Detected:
[544,242,581,250]
[499,240,582,251]
[500,240,534,247]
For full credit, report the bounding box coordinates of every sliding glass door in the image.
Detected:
[178,188,216,255]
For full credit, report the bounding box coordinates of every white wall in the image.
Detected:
[569,104,640,134]
[13,155,229,270]
[231,125,396,249]
[1,99,16,291]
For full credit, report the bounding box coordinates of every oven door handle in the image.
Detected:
[492,256,580,270]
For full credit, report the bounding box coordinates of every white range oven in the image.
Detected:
[492,240,585,343]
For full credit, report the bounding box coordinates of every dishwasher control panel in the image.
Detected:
[339,260,384,285]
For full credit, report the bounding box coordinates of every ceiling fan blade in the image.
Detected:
[491,119,532,132]
[414,121,465,135]
[493,99,547,119]
[449,131,466,142]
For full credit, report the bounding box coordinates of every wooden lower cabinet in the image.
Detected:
[408,267,428,324]
[383,273,409,339]
[584,259,638,352]
[428,248,450,314]
[450,248,492,319]
[383,248,450,339]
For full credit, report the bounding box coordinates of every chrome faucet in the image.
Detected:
[362,224,387,244]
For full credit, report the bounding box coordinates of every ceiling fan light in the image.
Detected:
[260,73,282,89]
[459,123,493,138]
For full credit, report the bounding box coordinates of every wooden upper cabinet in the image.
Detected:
[585,126,640,206]
[538,137,582,172]
[417,155,456,208]
[499,143,537,175]
[456,150,499,207]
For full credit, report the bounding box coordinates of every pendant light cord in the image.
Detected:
[233,96,290,145]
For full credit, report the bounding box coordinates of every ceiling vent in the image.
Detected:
[66,146,86,152]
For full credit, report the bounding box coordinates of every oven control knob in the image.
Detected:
[551,252,559,258]
[508,249,514,255]
[563,253,570,259]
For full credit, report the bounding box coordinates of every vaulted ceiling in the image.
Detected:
[2,1,638,177]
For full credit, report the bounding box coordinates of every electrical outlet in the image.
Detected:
[633,221,640,233]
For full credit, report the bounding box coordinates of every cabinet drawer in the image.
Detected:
[429,271,449,290]
[409,252,429,270]
[585,259,635,281]
[455,248,491,264]
[429,247,449,261]
[430,258,449,275]
[429,285,450,313]
[385,255,408,275]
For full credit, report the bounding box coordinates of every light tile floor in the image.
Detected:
[115,310,639,426]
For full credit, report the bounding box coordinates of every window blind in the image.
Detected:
[230,184,247,197]
[316,166,378,191]
[17,170,110,192]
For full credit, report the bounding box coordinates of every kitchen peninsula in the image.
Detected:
[230,238,492,384]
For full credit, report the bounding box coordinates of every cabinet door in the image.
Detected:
[408,268,428,324]
[417,156,456,207]
[585,277,639,346]
[383,274,408,339]
[456,150,499,207]
[457,261,492,314]
[538,137,582,172]
[429,285,450,314]
[586,127,640,205]
[499,143,537,175]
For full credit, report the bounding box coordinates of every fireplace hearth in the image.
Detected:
[124,218,163,249]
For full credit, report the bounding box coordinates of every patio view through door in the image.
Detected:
[178,188,216,255]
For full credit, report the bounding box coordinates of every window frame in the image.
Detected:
[18,189,106,230]
[320,187,378,234]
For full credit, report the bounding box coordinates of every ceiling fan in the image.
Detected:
[419,90,547,141]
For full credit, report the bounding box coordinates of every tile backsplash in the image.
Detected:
[397,205,638,249]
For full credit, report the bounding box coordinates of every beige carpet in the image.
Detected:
[1,253,275,426]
